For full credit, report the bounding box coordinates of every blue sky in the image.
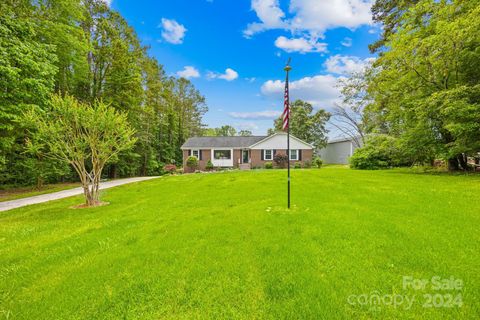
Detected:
[109,0,378,137]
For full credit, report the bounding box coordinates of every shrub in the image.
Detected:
[205,160,214,171]
[264,162,273,169]
[349,134,409,170]
[313,157,323,168]
[303,160,312,168]
[175,168,183,174]
[273,153,289,168]
[186,156,198,170]
[294,162,302,169]
[163,164,177,174]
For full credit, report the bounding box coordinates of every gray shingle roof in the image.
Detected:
[181,136,267,149]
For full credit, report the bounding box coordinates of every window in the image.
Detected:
[214,150,231,160]
[264,149,273,160]
[290,149,298,160]
[192,149,200,159]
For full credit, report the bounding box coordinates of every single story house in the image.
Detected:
[318,136,363,164]
[181,132,313,172]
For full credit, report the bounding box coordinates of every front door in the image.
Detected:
[242,150,249,163]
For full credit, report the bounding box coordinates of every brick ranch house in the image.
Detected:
[181,132,313,172]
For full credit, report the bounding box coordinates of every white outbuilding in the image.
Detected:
[318,137,363,164]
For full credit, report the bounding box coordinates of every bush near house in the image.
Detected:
[273,154,289,168]
[163,164,177,174]
[264,162,273,169]
[303,160,312,168]
[313,157,323,168]
[294,163,302,169]
[206,160,214,171]
[186,156,199,171]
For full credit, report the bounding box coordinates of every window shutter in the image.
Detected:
[299,150,302,161]
[261,150,264,161]
[188,150,192,156]
[273,149,277,157]
[199,150,202,160]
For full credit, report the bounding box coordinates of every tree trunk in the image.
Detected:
[36,176,44,190]
[448,157,460,171]
[109,164,117,179]
[458,153,468,171]
[448,153,469,171]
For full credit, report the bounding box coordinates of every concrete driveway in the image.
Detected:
[0,176,160,212]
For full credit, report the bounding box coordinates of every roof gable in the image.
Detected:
[249,133,314,149]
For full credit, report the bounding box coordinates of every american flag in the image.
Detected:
[282,75,289,131]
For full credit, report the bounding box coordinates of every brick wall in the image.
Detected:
[251,149,313,168]
[183,149,211,172]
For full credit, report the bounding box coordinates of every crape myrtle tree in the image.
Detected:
[25,95,136,207]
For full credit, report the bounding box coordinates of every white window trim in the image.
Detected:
[191,149,200,159]
[264,149,273,161]
[211,148,234,167]
[212,149,232,160]
[289,149,299,161]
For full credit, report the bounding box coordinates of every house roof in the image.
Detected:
[181,136,267,149]
[327,136,359,144]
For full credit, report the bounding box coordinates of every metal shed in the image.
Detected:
[318,137,362,164]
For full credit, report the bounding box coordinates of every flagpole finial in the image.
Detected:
[284,58,292,72]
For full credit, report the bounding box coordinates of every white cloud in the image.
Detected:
[176,66,200,79]
[229,110,281,119]
[274,36,327,53]
[244,0,287,37]
[289,0,372,36]
[341,37,352,47]
[207,68,239,81]
[160,18,187,44]
[261,74,343,108]
[324,55,375,75]
[244,0,372,38]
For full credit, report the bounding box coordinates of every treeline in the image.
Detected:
[0,0,207,187]
[346,0,480,170]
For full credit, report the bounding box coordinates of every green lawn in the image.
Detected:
[0,183,79,202]
[1,168,479,319]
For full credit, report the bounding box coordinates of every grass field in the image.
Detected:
[0,183,79,202]
[1,168,479,319]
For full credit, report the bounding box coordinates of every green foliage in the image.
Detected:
[206,160,214,171]
[273,154,288,169]
[0,2,58,186]
[294,163,302,169]
[303,160,312,168]
[366,0,480,170]
[264,162,273,169]
[238,130,252,136]
[350,135,410,170]
[312,157,323,169]
[186,156,198,170]
[272,100,330,150]
[25,94,136,205]
[0,0,208,186]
